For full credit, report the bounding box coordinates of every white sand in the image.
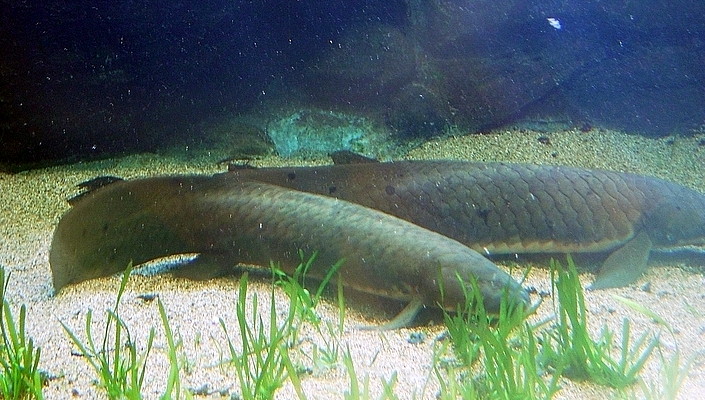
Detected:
[1,128,704,399]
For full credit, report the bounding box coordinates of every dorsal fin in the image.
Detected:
[68,176,123,205]
[329,150,379,165]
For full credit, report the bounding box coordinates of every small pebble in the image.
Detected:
[408,332,426,344]
[189,384,210,396]
[537,136,551,145]
[137,293,158,302]
[640,282,652,293]
[435,331,450,342]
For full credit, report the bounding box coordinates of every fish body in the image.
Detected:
[50,175,528,325]
[228,161,705,288]
[50,158,705,325]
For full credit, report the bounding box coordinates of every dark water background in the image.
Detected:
[2,0,704,168]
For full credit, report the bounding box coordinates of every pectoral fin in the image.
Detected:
[357,299,424,330]
[590,231,653,289]
[171,253,233,280]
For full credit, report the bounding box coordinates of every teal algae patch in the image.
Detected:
[266,109,379,157]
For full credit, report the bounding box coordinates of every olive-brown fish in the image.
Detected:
[228,160,705,288]
[50,175,529,328]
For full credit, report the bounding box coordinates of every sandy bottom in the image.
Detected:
[1,128,705,399]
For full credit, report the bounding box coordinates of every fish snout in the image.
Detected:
[49,223,120,292]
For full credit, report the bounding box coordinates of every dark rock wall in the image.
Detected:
[2,0,703,167]
[0,1,405,165]
[300,0,705,137]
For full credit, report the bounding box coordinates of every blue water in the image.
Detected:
[1,1,704,166]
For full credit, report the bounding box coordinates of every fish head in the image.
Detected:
[647,196,705,250]
[49,178,195,292]
[421,251,530,315]
[49,198,137,291]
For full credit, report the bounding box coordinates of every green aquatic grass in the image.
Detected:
[220,253,345,399]
[52,253,679,399]
[633,346,694,400]
[431,341,478,400]
[61,263,155,400]
[613,294,700,400]
[158,297,189,400]
[308,319,342,375]
[0,267,44,400]
[273,251,345,373]
[220,271,305,400]
[271,252,408,399]
[379,371,399,400]
[342,345,401,400]
[541,257,658,388]
[443,275,559,400]
[272,250,344,327]
[61,263,190,400]
[342,345,360,400]
[60,254,341,400]
[336,276,346,334]
[440,256,662,399]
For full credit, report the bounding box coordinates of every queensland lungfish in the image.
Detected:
[227,158,705,289]
[50,175,528,328]
[50,159,705,327]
